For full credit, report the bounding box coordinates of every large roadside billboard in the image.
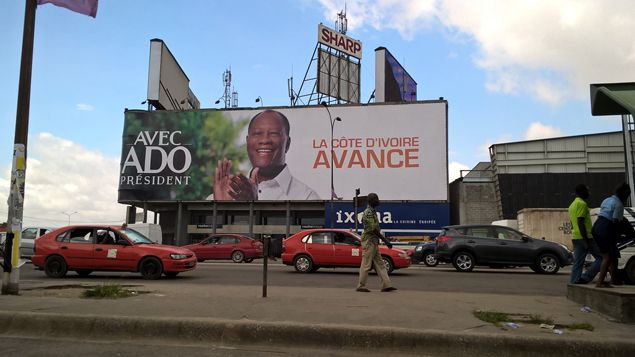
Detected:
[118,101,447,202]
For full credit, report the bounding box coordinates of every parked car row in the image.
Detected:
[27,223,583,280]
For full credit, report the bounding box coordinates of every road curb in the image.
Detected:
[0,311,634,356]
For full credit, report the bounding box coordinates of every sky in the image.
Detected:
[1,0,634,227]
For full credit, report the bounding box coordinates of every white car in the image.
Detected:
[618,244,635,283]
[20,227,55,258]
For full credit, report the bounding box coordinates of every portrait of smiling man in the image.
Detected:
[212,109,320,201]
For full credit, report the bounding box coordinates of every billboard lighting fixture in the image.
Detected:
[255,96,263,107]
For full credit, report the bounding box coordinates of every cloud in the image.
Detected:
[317,0,635,105]
[524,122,563,140]
[0,133,125,227]
[317,0,437,39]
[448,161,469,182]
[76,103,95,111]
[477,134,513,159]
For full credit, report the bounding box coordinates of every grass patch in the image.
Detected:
[564,323,594,331]
[473,310,593,332]
[526,314,554,325]
[473,310,510,326]
[81,283,136,299]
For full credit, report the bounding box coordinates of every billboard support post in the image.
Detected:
[354,188,360,233]
[322,103,342,227]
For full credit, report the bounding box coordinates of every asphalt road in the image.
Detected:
[17,260,571,296]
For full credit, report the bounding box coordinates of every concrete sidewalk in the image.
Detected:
[1,278,634,356]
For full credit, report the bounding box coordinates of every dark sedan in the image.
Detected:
[436,225,572,274]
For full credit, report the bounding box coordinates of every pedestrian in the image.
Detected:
[568,184,602,284]
[592,182,631,288]
[356,193,397,292]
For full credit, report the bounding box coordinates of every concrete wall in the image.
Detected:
[450,180,500,225]
[517,208,572,249]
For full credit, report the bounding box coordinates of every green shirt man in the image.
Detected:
[568,197,592,240]
[361,206,381,244]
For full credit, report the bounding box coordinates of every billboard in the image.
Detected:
[326,201,450,238]
[317,24,362,59]
[118,101,448,202]
[317,49,361,103]
[374,47,417,103]
[147,39,199,111]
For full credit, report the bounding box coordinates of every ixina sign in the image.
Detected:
[318,24,362,59]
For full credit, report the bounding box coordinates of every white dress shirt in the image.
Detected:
[256,165,320,200]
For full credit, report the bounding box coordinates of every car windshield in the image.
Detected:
[121,228,155,244]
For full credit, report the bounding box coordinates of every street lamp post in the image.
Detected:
[321,102,341,228]
[61,211,78,225]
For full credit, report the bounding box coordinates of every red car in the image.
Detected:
[182,234,263,263]
[31,225,197,280]
[281,229,411,274]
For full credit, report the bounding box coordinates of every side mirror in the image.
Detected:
[354,240,361,246]
[116,239,130,246]
[521,236,530,242]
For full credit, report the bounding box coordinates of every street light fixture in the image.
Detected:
[61,211,78,225]
[321,101,342,228]
[255,96,263,107]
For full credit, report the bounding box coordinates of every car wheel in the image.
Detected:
[380,256,394,274]
[76,270,92,277]
[624,259,635,284]
[244,258,254,263]
[44,256,68,278]
[452,251,475,272]
[164,272,179,278]
[139,257,163,280]
[232,250,245,263]
[293,255,313,273]
[423,252,438,267]
[535,253,560,274]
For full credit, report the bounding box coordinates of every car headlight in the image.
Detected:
[415,246,423,251]
[170,253,188,260]
[558,244,570,252]
[398,252,408,258]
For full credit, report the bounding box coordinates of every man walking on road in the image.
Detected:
[568,184,602,284]
[357,193,397,292]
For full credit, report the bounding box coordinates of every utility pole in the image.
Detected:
[3,0,37,295]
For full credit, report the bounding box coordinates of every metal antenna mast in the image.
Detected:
[293,8,359,106]
[215,69,237,108]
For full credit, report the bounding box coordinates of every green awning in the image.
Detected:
[590,82,635,116]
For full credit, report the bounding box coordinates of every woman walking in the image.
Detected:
[592,183,630,288]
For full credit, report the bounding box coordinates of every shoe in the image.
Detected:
[356,287,371,292]
[381,287,398,292]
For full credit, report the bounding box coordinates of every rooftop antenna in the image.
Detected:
[232,88,238,108]
[336,5,347,35]
[214,68,234,108]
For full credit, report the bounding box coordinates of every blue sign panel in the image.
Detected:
[325,202,449,238]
